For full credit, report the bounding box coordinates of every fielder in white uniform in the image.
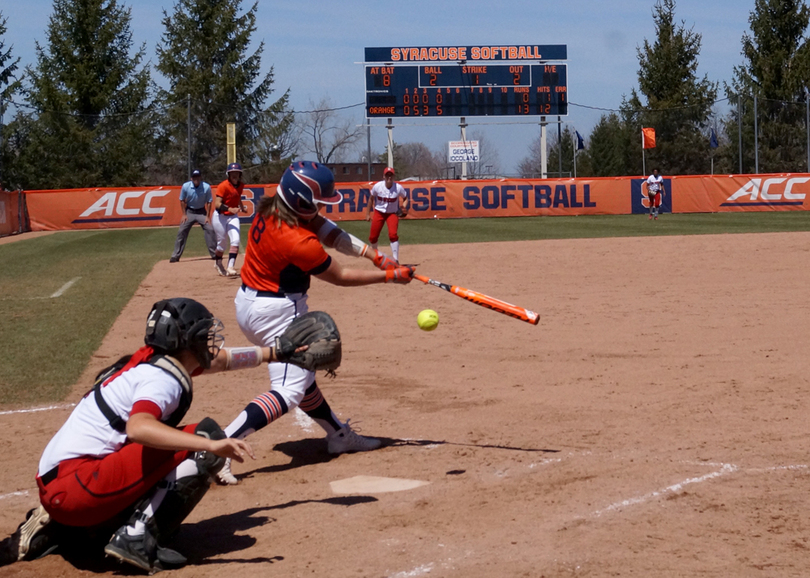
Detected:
[366,167,409,263]
[645,168,664,220]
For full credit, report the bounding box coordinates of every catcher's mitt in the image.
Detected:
[275,311,341,372]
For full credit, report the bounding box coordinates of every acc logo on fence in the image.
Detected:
[722,177,809,206]
[74,190,171,223]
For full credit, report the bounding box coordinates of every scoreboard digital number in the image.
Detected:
[365,64,567,118]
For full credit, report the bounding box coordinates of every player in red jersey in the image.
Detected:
[215,160,414,484]
[213,162,248,277]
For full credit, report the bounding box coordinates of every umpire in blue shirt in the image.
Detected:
[170,169,218,262]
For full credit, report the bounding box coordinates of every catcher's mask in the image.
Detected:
[145,298,224,369]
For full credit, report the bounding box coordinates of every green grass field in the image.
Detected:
[1,212,809,405]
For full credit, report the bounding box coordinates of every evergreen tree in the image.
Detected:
[723,0,810,173]
[0,12,22,189]
[587,113,636,176]
[626,0,717,175]
[547,126,583,178]
[156,0,293,182]
[0,13,21,102]
[7,0,154,189]
[518,126,592,178]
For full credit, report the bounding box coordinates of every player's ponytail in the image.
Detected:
[257,193,300,229]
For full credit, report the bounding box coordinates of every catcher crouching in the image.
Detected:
[0,298,341,573]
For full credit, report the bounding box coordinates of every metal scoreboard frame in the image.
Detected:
[363,44,568,119]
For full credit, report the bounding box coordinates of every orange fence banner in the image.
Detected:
[323,178,630,220]
[22,174,810,231]
[669,174,810,213]
[25,186,267,231]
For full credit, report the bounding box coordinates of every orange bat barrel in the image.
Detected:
[413,274,539,325]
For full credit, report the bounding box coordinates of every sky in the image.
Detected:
[1,0,755,174]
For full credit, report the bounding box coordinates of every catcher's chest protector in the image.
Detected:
[92,354,193,432]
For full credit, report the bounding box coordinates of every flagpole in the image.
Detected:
[642,129,646,176]
[573,130,577,178]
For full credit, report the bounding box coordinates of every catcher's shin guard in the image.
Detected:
[131,418,227,541]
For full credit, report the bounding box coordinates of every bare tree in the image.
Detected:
[396,142,445,179]
[298,97,363,163]
[450,130,502,178]
[517,133,544,178]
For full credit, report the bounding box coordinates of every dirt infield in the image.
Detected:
[2,232,810,577]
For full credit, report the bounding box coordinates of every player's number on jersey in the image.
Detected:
[251,214,266,244]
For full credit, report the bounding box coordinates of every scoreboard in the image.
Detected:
[365,63,567,118]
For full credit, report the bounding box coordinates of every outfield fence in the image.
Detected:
[15,173,810,233]
[0,190,27,237]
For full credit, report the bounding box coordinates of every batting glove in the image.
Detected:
[385,266,415,284]
[372,250,399,271]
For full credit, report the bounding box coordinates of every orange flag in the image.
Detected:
[642,127,656,149]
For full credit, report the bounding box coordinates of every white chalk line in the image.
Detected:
[592,463,738,517]
[1,277,81,301]
[0,490,29,501]
[0,403,75,416]
[388,563,435,578]
[590,461,810,518]
[50,276,80,298]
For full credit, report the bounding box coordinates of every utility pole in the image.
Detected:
[557,116,562,177]
[805,87,809,172]
[754,94,759,174]
[366,118,372,181]
[187,94,191,178]
[737,95,743,174]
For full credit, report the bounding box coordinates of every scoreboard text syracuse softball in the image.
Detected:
[364,45,568,119]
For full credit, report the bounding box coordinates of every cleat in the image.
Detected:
[226,267,239,278]
[215,458,238,485]
[17,505,55,561]
[169,257,179,263]
[214,260,226,276]
[327,421,381,454]
[104,525,186,573]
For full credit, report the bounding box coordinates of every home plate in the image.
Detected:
[330,475,430,495]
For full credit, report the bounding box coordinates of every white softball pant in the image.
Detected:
[213,212,241,251]
[234,286,314,409]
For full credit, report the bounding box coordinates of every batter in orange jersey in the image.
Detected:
[214,160,416,485]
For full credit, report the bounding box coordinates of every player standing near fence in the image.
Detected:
[645,168,664,220]
[215,160,415,484]
[213,163,248,277]
[366,167,409,264]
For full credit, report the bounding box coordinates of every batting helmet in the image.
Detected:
[277,160,343,219]
[144,298,224,370]
[226,162,243,175]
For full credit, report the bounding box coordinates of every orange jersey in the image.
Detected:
[241,214,332,294]
[216,179,243,215]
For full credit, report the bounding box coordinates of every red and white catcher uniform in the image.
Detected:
[36,349,199,527]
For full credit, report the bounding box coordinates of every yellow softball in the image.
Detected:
[417,309,439,331]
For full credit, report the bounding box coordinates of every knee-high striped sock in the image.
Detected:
[224,391,288,439]
[299,382,342,434]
